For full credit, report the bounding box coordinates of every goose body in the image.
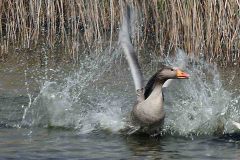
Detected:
[119,4,189,132]
[131,68,189,129]
[132,83,165,126]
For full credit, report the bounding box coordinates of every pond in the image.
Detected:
[0,48,240,159]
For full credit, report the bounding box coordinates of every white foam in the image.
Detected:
[21,47,240,136]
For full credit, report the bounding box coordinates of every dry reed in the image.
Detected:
[0,0,239,66]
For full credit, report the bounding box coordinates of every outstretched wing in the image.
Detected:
[119,5,144,91]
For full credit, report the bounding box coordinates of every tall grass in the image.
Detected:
[0,0,239,66]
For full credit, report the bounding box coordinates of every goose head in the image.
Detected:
[156,66,190,81]
[144,66,190,99]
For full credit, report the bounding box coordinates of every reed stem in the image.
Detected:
[0,0,239,66]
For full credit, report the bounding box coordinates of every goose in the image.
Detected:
[119,5,189,133]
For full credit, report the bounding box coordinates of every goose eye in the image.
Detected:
[171,68,174,71]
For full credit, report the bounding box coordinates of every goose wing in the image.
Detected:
[119,5,144,91]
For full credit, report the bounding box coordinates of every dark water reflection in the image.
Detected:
[1,127,240,159]
[0,128,129,159]
[126,134,240,159]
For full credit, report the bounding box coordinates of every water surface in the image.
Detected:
[0,48,240,159]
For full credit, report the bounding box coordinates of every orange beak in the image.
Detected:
[176,69,190,79]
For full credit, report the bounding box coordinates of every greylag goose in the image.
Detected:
[119,5,189,132]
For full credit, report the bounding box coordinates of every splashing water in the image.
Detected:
[21,45,133,134]
[162,51,240,136]
[21,47,240,136]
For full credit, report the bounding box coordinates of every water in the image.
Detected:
[1,128,240,160]
[1,46,240,159]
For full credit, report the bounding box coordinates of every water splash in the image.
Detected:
[161,51,240,136]
[21,47,240,136]
[21,45,133,134]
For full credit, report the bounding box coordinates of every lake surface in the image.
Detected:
[0,50,240,159]
[1,127,240,159]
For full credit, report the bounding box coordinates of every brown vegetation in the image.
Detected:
[0,0,239,66]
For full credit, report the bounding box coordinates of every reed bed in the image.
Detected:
[0,0,239,66]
